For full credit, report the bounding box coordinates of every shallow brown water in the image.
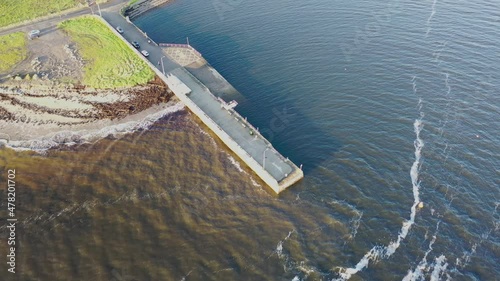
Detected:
[0,111,348,280]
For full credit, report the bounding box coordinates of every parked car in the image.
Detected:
[131,41,140,48]
[116,26,124,33]
[141,50,149,57]
[28,30,40,40]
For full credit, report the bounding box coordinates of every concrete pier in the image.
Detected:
[165,69,303,193]
[99,14,303,193]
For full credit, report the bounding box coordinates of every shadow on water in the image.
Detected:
[135,16,342,177]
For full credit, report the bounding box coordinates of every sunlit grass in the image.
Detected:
[0,0,79,28]
[59,16,154,89]
[0,32,27,72]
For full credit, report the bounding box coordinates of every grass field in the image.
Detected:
[128,0,140,6]
[59,16,155,89]
[0,0,79,28]
[0,32,27,73]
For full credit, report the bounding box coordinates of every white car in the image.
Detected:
[116,26,124,33]
[28,30,40,39]
[141,50,149,57]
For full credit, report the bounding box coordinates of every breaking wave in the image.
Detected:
[3,103,185,152]
[426,0,438,36]
[334,86,425,280]
[402,222,445,281]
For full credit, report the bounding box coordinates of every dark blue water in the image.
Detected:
[134,0,499,279]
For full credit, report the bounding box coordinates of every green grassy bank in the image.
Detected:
[0,0,79,28]
[59,16,155,89]
[0,32,27,72]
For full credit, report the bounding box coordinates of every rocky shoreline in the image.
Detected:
[0,3,181,146]
[0,75,183,145]
[0,76,174,124]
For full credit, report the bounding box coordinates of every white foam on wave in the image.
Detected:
[180,269,194,281]
[334,88,425,280]
[250,178,261,187]
[455,230,492,270]
[412,76,418,95]
[456,243,476,268]
[430,255,449,281]
[402,222,441,281]
[274,229,319,280]
[433,40,449,64]
[444,74,451,97]
[4,102,185,152]
[328,199,363,241]
[349,210,363,240]
[224,153,261,187]
[494,202,500,232]
[454,203,499,271]
[227,155,244,173]
[190,117,261,186]
[276,230,295,260]
[438,73,452,139]
[191,117,262,187]
[0,198,99,231]
[426,0,438,36]
[0,185,173,231]
[197,124,218,147]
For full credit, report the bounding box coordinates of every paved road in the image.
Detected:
[101,11,181,73]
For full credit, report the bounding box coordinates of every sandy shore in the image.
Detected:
[1,100,185,150]
[0,76,183,148]
[0,15,183,149]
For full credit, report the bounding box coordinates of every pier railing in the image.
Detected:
[170,60,301,181]
[178,69,304,189]
[164,71,284,191]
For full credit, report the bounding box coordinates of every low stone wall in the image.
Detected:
[124,0,173,19]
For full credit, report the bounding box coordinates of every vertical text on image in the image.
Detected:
[6,169,17,274]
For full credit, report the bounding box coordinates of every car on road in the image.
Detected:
[28,30,40,40]
[131,41,140,48]
[141,50,149,57]
[116,26,124,33]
